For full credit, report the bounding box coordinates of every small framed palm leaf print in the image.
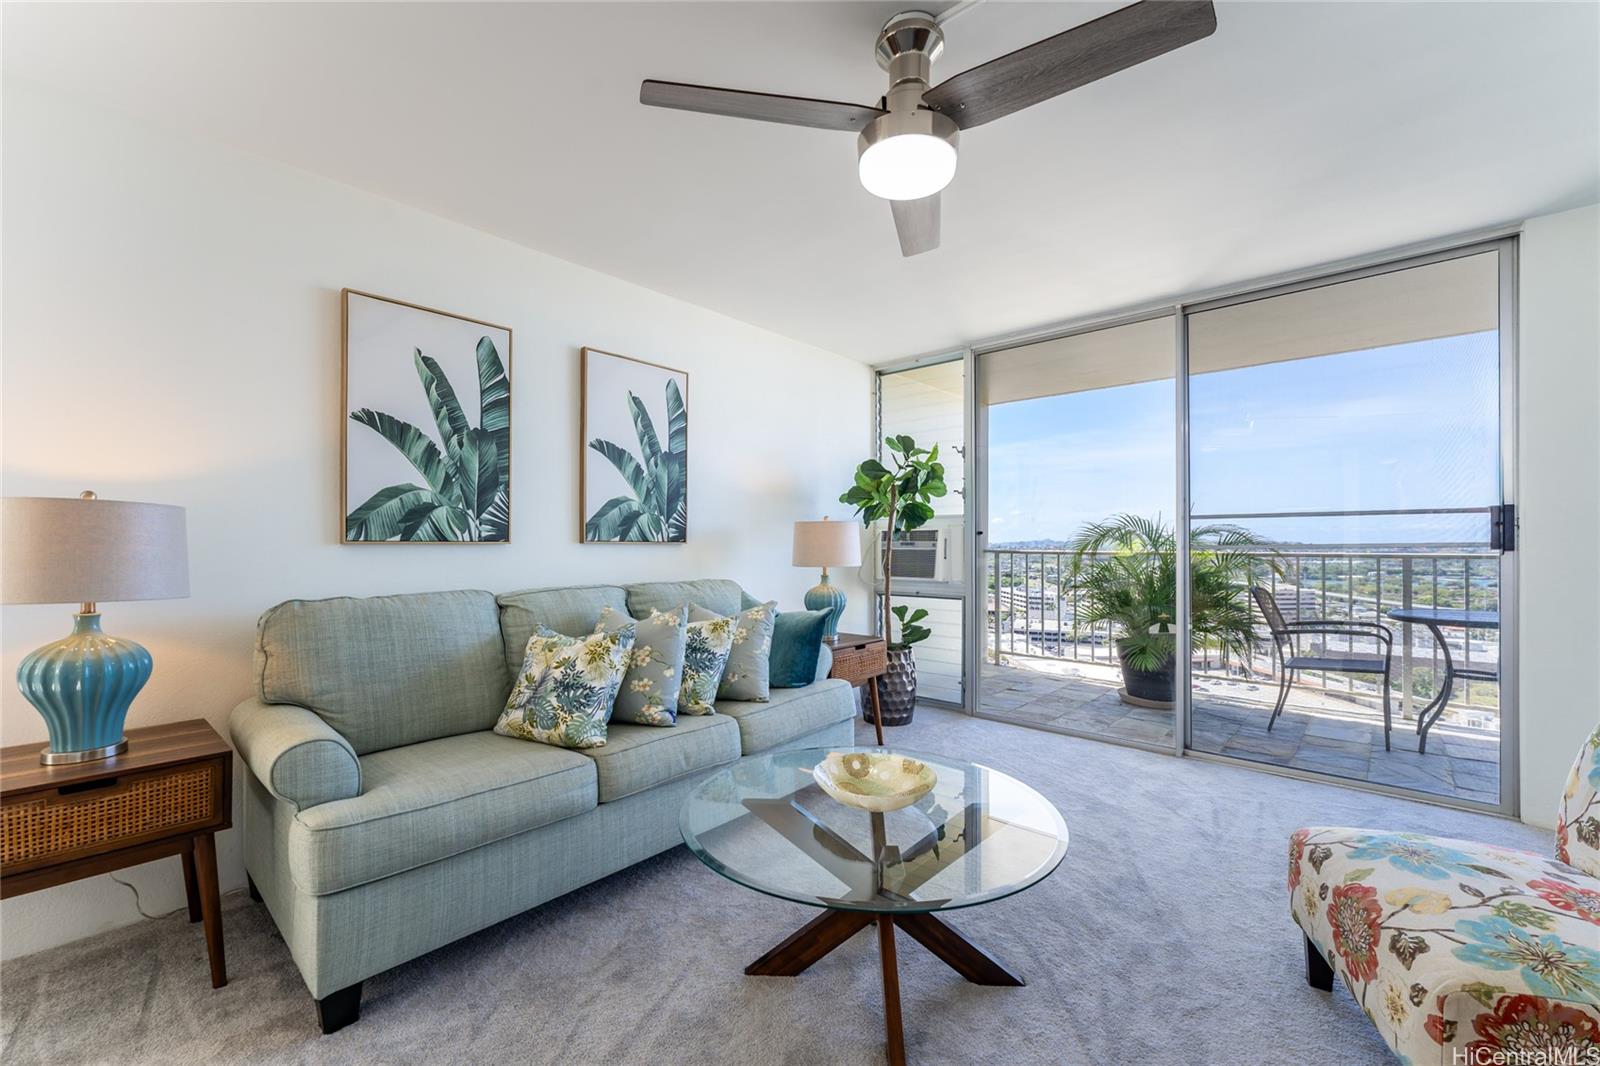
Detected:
[580,347,687,543]
[342,290,512,543]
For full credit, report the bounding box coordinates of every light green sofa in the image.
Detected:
[229,579,856,1033]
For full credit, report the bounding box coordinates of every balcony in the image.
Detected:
[981,547,1502,804]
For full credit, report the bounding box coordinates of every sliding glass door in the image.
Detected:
[1183,246,1514,809]
[953,236,1517,813]
[975,315,1177,749]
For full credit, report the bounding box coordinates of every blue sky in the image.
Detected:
[987,330,1500,546]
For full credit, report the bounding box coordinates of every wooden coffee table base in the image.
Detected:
[746,908,1023,1066]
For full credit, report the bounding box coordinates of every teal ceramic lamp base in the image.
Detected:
[17,612,150,765]
[804,570,848,642]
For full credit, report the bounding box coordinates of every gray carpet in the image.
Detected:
[0,708,1547,1066]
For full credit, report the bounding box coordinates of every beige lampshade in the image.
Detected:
[2,495,189,605]
[792,518,861,568]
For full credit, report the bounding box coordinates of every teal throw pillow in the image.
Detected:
[771,608,831,687]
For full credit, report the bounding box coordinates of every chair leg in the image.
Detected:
[1305,935,1334,992]
[1380,667,1393,752]
[1268,667,1293,732]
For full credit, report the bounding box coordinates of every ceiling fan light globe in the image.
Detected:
[858,133,957,201]
[857,110,960,202]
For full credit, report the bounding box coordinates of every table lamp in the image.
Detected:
[792,517,861,643]
[2,492,189,765]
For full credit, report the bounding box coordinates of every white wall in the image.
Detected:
[1517,202,1600,827]
[0,83,873,958]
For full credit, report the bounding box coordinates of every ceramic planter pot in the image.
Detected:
[868,646,917,727]
[1116,639,1175,707]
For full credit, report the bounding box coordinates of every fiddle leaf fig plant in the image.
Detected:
[891,605,932,647]
[839,434,946,650]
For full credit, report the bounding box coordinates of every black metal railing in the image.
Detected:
[984,547,1500,724]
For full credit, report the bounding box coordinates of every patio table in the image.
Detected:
[1384,607,1499,754]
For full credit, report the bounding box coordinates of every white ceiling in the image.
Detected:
[5,2,1597,362]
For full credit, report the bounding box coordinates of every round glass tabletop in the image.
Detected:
[680,746,1069,914]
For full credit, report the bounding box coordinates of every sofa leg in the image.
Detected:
[316,982,363,1035]
[1304,936,1334,992]
[247,875,263,904]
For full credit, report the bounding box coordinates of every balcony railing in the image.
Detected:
[984,547,1501,728]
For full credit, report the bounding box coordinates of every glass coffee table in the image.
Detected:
[680,747,1069,1066]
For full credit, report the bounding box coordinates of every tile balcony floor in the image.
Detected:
[979,657,1501,805]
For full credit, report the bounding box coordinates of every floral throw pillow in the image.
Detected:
[678,612,736,715]
[494,623,635,749]
[692,602,776,702]
[596,605,688,727]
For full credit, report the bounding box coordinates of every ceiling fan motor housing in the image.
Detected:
[860,11,959,199]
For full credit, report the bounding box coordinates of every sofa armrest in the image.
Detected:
[230,697,361,811]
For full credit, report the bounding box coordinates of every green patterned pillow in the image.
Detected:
[494,623,635,749]
[596,605,687,726]
[678,612,736,715]
[692,601,776,702]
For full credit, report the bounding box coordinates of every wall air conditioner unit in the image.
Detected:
[861,515,965,596]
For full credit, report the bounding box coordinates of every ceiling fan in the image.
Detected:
[641,0,1217,257]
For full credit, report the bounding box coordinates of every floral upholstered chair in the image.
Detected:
[1289,727,1600,1064]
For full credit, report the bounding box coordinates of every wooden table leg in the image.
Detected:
[180,842,202,923]
[192,832,227,988]
[745,909,874,976]
[894,912,1024,986]
[877,915,906,1066]
[868,681,885,747]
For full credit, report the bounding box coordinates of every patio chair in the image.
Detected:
[1250,586,1395,750]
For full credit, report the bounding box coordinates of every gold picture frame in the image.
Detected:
[341,289,514,544]
[579,347,689,543]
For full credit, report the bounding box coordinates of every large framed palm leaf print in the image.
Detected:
[580,347,688,543]
[342,290,512,543]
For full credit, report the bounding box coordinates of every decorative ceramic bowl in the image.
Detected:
[812,752,936,812]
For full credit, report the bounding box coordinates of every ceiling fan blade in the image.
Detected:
[922,0,1217,130]
[640,80,885,132]
[891,194,941,257]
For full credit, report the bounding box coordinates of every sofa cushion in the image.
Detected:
[497,585,629,675]
[1289,827,1600,1064]
[583,715,740,803]
[288,731,598,895]
[717,679,857,754]
[255,589,508,755]
[625,578,743,619]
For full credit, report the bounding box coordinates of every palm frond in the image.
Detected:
[345,337,510,542]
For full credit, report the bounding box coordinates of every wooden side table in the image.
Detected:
[0,719,232,987]
[828,632,890,746]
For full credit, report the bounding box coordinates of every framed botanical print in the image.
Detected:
[342,289,512,543]
[580,347,688,543]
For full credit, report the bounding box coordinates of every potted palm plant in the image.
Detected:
[1068,514,1274,707]
[839,435,946,725]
